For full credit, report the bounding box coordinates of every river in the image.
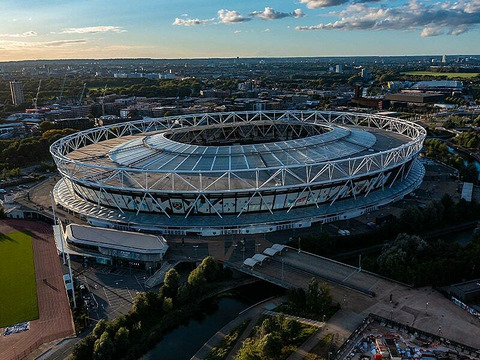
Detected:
[141,282,283,360]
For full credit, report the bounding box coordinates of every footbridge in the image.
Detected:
[225,245,399,297]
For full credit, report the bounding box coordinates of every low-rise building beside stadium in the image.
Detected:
[55,224,168,268]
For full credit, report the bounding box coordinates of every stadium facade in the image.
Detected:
[51,111,426,236]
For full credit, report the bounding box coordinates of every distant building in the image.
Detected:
[442,55,447,63]
[385,93,445,105]
[361,68,373,80]
[238,81,253,91]
[410,80,463,94]
[159,73,175,80]
[10,80,25,106]
[335,64,343,74]
[53,117,93,130]
[69,105,91,118]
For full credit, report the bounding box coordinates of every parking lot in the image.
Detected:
[70,262,148,321]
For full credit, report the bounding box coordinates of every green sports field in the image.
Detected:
[402,71,480,78]
[0,231,38,328]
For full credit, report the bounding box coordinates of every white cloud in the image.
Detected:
[0,39,87,50]
[421,26,443,37]
[172,18,214,26]
[293,9,306,18]
[218,9,251,24]
[300,0,380,9]
[295,0,480,37]
[0,31,37,38]
[60,26,125,34]
[250,7,305,20]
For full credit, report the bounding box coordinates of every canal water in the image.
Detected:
[141,282,283,360]
[447,146,480,179]
[434,228,476,247]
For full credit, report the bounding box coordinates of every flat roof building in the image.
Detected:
[385,93,445,104]
[64,224,168,268]
[450,278,480,303]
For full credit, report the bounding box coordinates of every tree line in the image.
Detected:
[0,128,76,170]
[72,257,230,360]
[294,195,480,287]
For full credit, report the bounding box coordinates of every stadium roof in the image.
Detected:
[108,125,377,171]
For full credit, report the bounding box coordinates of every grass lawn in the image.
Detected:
[402,71,480,78]
[0,231,38,327]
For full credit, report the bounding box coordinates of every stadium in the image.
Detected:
[51,111,426,236]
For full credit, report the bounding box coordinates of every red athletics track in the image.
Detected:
[0,220,75,360]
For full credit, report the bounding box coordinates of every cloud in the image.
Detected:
[295,0,480,37]
[299,0,380,9]
[43,39,88,47]
[218,9,251,23]
[173,18,213,26]
[0,39,87,50]
[263,28,271,32]
[0,31,37,38]
[250,7,305,20]
[420,26,443,37]
[60,26,125,34]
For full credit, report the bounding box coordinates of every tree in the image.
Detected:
[235,338,261,360]
[282,317,302,342]
[72,334,96,360]
[93,319,107,339]
[399,206,425,233]
[287,288,306,309]
[162,297,173,313]
[306,278,320,313]
[199,256,219,282]
[114,327,130,353]
[257,317,276,338]
[259,333,282,360]
[441,194,458,222]
[39,120,56,133]
[162,268,180,299]
[93,332,115,360]
[176,284,190,305]
[187,267,207,295]
[377,233,428,282]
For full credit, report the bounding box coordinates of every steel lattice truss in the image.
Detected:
[51,111,425,196]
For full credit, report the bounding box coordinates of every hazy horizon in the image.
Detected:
[1,0,480,61]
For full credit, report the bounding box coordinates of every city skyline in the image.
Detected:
[1,0,480,61]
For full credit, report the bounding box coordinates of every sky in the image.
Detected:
[0,0,479,61]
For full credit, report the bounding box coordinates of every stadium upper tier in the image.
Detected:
[51,111,424,194]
